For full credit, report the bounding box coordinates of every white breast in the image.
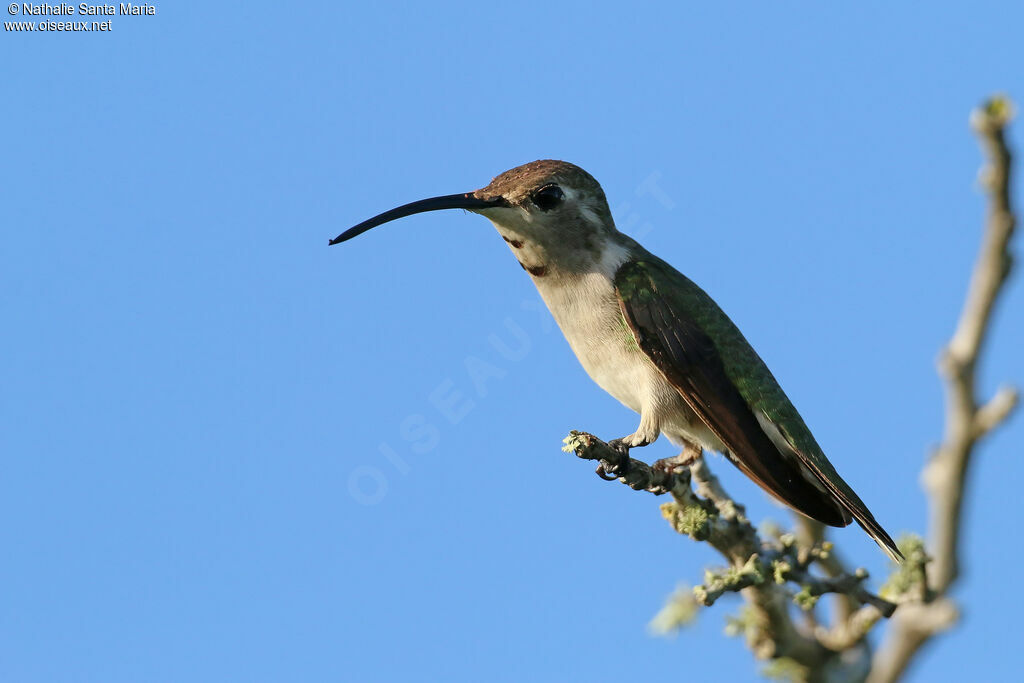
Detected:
[491,229,721,451]
[531,242,658,415]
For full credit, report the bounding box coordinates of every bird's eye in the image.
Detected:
[531,184,564,211]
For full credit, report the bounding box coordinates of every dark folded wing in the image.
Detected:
[614,258,851,527]
[613,256,902,560]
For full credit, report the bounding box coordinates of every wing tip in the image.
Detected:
[853,516,904,564]
[876,532,905,564]
[882,543,906,564]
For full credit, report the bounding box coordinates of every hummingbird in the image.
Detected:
[330,160,902,562]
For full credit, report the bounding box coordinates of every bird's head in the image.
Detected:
[330,160,617,268]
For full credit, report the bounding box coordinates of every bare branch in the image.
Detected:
[870,95,1019,683]
[795,518,859,625]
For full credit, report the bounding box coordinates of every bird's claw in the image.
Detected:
[607,438,631,457]
[594,438,632,480]
[651,451,698,476]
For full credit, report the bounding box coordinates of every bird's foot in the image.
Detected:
[596,438,633,480]
[652,450,700,476]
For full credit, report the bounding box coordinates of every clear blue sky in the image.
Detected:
[4,3,1022,681]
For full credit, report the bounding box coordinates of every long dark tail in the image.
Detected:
[724,447,904,563]
[800,459,904,563]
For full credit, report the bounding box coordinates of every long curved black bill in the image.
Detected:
[329,193,504,245]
